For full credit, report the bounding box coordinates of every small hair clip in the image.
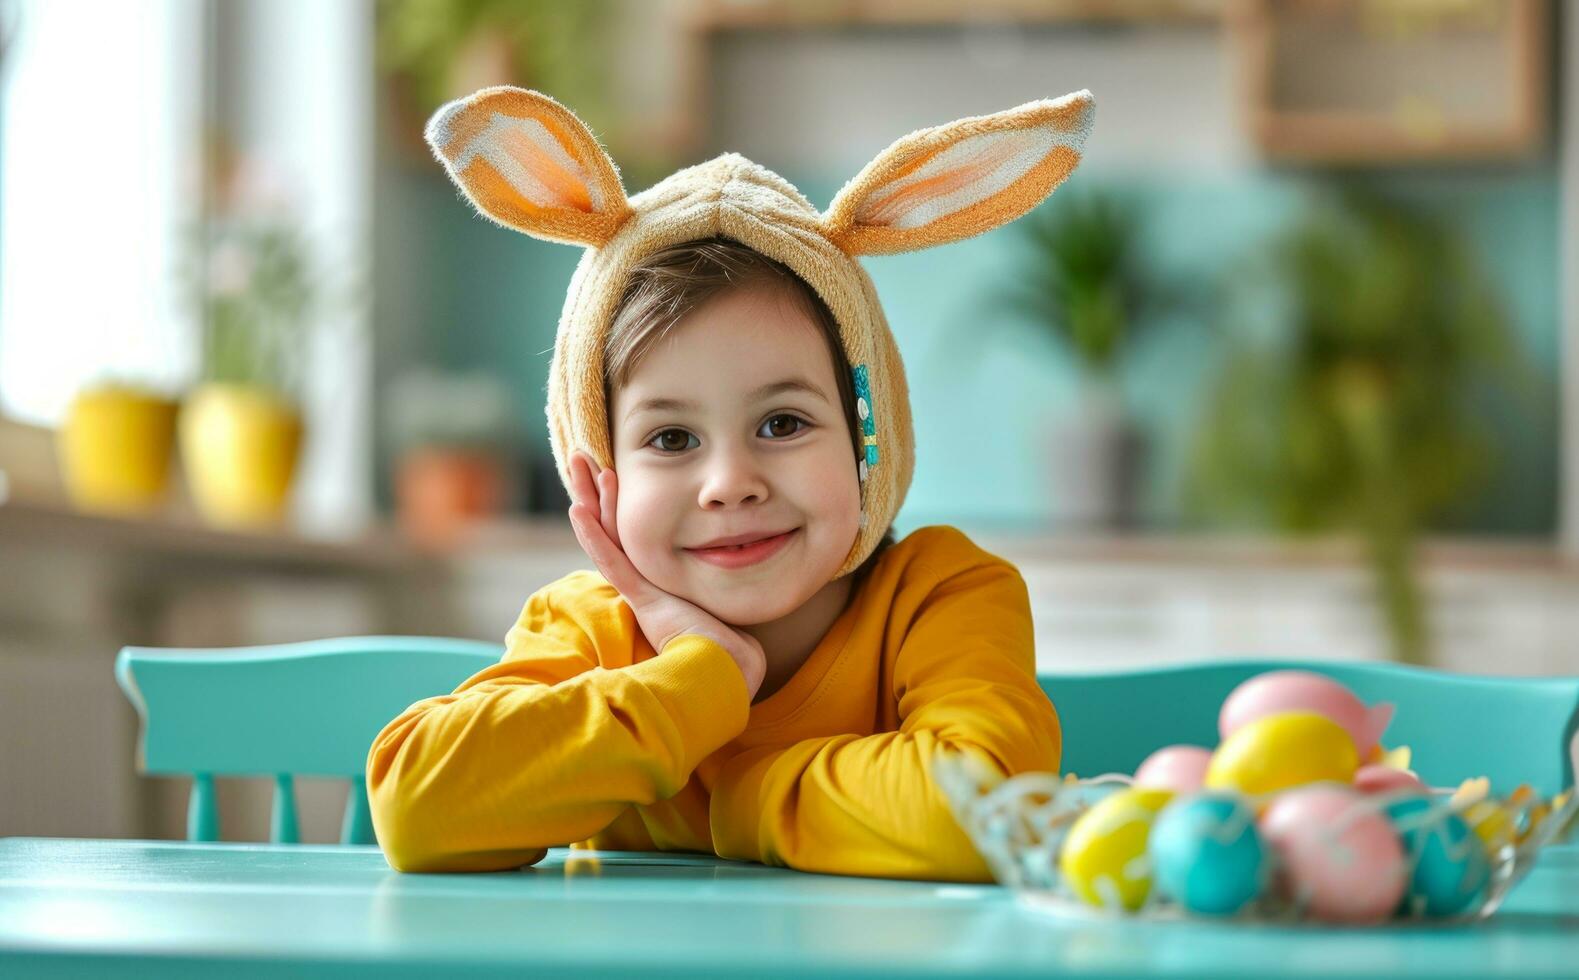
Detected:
[853,364,879,481]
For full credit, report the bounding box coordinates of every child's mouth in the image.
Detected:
[685,529,798,569]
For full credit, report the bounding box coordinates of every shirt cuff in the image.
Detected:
[623,633,751,762]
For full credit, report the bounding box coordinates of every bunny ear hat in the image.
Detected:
[425,86,1094,577]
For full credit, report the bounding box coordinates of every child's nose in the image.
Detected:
[697,447,769,509]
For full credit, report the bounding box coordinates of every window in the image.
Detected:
[0,0,204,425]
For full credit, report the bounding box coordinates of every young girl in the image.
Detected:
[368,85,1095,880]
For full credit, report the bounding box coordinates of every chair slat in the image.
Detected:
[341,775,375,846]
[188,773,219,842]
[270,774,300,845]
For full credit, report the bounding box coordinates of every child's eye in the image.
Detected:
[759,414,809,439]
[647,428,698,454]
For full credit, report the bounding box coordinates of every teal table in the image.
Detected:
[2,838,1576,979]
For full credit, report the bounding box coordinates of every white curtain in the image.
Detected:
[0,0,205,425]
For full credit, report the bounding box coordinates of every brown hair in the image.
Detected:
[603,236,895,578]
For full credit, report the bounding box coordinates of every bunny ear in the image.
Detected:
[424,86,633,248]
[822,90,1094,257]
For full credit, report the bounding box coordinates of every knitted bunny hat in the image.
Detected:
[426,87,1094,577]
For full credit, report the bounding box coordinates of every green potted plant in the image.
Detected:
[994,187,1173,529]
[178,158,329,529]
[1185,187,1536,665]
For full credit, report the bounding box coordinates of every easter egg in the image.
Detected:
[1260,785,1407,923]
[1134,745,1213,794]
[1354,764,1428,796]
[1059,787,1173,911]
[1220,670,1394,759]
[1205,711,1359,796]
[1385,795,1490,918]
[1149,793,1269,916]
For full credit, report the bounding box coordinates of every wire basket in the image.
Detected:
[934,733,1578,926]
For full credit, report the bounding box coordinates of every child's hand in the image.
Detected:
[566,451,767,701]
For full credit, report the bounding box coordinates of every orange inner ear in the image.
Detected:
[462,159,551,219]
[497,126,594,212]
[860,137,1018,227]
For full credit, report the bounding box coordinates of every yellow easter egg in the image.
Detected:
[1204,711,1359,796]
[1059,787,1173,911]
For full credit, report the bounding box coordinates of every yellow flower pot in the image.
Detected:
[57,385,178,514]
[180,383,304,528]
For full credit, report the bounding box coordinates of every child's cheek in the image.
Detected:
[802,451,863,525]
[613,477,677,573]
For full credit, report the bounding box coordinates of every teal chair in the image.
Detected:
[117,639,1579,845]
[1041,660,1579,796]
[115,636,501,844]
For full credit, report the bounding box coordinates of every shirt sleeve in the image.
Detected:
[366,581,752,873]
[706,558,1060,882]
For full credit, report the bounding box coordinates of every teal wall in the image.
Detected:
[376,164,1559,537]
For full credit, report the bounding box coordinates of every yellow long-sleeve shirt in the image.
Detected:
[366,525,1061,880]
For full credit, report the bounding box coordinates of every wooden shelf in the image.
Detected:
[965,527,1579,578]
[0,496,434,577]
[684,0,1226,29]
[10,490,1573,583]
[1231,0,1549,163]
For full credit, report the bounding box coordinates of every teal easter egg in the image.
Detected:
[1386,796,1491,918]
[1149,793,1269,916]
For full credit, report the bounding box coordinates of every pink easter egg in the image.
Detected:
[1220,671,1395,759]
[1260,785,1407,923]
[1134,745,1213,793]
[1353,764,1427,795]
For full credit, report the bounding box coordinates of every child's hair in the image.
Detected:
[604,236,895,578]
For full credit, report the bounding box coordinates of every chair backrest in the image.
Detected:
[118,638,1579,845]
[115,636,501,844]
[1040,659,1579,796]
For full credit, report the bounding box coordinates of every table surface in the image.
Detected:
[2,837,1577,979]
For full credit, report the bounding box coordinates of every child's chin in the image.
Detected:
[694,587,802,627]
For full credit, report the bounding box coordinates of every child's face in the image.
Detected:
[609,284,862,626]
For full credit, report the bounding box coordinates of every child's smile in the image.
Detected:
[684,527,801,568]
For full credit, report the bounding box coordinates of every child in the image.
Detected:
[368,85,1095,880]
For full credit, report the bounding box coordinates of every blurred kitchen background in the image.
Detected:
[1,0,1575,842]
